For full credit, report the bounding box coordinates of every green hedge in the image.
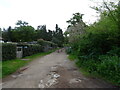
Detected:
[2,42,55,61]
[2,43,17,61]
[20,44,43,57]
[37,39,57,48]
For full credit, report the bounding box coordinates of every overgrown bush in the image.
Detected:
[2,43,17,61]
[107,46,120,57]
[37,39,44,46]
[76,32,115,60]
[97,55,120,85]
[67,2,120,86]
[76,55,120,85]
[65,47,72,54]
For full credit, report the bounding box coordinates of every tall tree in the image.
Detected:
[15,26,35,42]
[52,24,64,47]
[66,13,86,43]
[67,13,84,26]
[47,30,53,41]
[36,25,48,40]
[16,20,28,26]
[2,26,13,42]
[7,26,12,41]
[11,21,35,42]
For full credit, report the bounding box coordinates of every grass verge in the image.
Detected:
[2,49,56,78]
[68,54,91,77]
[67,54,77,61]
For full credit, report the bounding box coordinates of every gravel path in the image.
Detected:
[2,50,115,88]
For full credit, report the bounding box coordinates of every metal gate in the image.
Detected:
[16,46,23,58]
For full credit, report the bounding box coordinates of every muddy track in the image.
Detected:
[2,50,116,88]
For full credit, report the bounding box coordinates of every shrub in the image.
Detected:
[37,39,44,46]
[2,43,17,61]
[107,46,120,57]
[65,47,72,54]
[76,55,120,85]
[97,55,120,85]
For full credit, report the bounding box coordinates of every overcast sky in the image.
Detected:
[0,0,101,31]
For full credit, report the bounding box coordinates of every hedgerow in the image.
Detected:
[2,43,17,61]
[37,39,57,47]
[17,44,43,57]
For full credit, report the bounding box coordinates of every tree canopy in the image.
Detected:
[2,21,64,47]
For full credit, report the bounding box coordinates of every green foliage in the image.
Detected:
[36,25,48,41]
[66,12,84,26]
[76,31,117,60]
[16,20,28,26]
[37,39,44,46]
[63,31,69,44]
[36,24,64,46]
[37,39,57,47]
[97,56,120,84]
[52,24,64,47]
[15,26,35,42]
[67,2,120,86]
[2,21,64,47]
[65,47,72,54]
[51,37,60,46]
[68,54,77,61]
[73,6,120,60]
[37,39,57,52]
[24,49,57,59]
[47,30,53,41]
[2,25,35,42]
[2,26,12,42]
[107,46,120,57]
[2,41,56,61]
[2,43,17,61]
[2,59,29,78]
[76,55,120,85]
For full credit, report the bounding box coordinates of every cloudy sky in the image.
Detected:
[0,0,101,31]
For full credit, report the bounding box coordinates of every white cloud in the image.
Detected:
[0,0,99,31]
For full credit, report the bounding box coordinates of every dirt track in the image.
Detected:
[2,50,115,88]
